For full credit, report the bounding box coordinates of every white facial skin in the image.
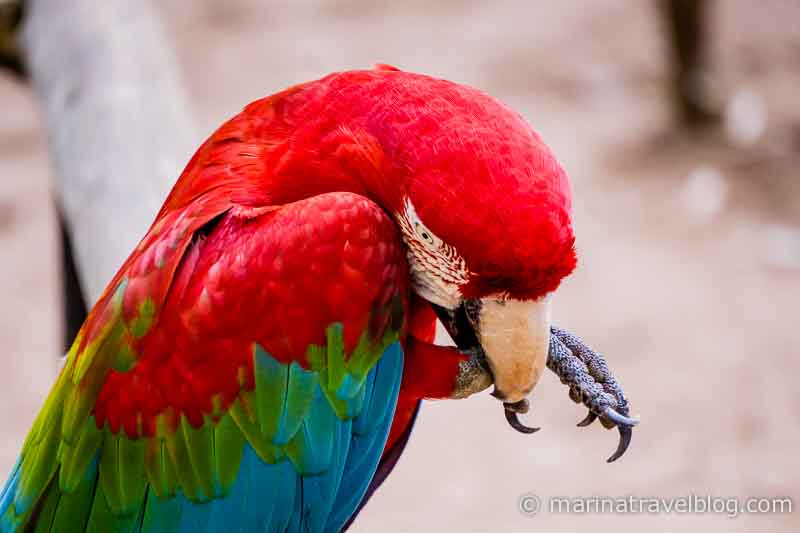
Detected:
[397,199,468,309]
[397,198,553,404]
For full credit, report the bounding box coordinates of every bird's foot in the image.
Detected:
[501,326,639,463]
[546,326,639,462]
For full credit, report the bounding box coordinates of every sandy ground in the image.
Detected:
[1,1,799,531]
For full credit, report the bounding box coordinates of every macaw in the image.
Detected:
[0,66,637,532]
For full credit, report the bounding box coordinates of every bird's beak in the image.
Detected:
[432,296,552,404]
[473,296,551,404]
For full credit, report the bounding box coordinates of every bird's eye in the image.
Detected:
[415,222,437,248]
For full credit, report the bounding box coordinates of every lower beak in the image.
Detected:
[432,296,552,405]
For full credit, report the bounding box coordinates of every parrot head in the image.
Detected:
[360,71,578,405]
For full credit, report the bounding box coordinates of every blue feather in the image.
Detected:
[296,419,352,532]
[326,342,404,531]
[244,446,297,532]
[352,369,378,436]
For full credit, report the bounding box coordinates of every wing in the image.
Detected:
[0,191,408,533]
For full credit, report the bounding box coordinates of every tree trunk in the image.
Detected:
[21,0,196,312]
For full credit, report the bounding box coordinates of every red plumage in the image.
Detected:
[81,65,574,459]
[94,193,408,437]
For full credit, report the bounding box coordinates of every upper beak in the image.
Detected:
[432,296,552,404]
[474,296,551,404]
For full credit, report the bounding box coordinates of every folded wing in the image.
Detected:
[0,191,408,533]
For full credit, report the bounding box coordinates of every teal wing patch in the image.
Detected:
[0,325,404,533]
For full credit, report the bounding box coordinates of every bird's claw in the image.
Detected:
[603,406,639,428]
[548,327,639,462]
[598,406,638,462]
[607,423,634,463]
[576,411,597,427]
[503,399,540,434]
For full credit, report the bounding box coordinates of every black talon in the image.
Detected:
[576,411,597,427]
[603,407,639,428]
[602,407,638,462]
[607,424,633,463]
[504,408,540,434]
[503,398,529,414]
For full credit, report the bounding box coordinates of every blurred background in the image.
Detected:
[1,1,799,531]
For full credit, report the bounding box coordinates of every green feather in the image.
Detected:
[30,479,59,533]
[213,413,245,493]
[228,396,281,464]
[85,477,141,533]
[117,436,147,514]
[283,430,307,475]
[346,329,390,389]
[63,322,127,442]
[59,417,103,492]
[307,344,326,372]
[143,439,174,499]
[273,362,318,445]
[253,345,288,439]
[98,432,124,515]
[163,417,202,502]
[325,323,346,393]
[50,458,98,533]
[71,278,127,384]
[180,416,215,500]
[14,416,60,516]
[129,298,156,339]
